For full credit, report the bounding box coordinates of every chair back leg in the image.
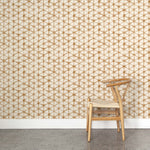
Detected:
[116,109,120,132]
[111,87,121,133]
[86,106,89,132]
[115,86,125,141]
[120,107,125,141]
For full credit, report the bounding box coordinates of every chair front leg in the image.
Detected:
[88,103,93,142]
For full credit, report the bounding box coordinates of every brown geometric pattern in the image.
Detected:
[0,1,149,119]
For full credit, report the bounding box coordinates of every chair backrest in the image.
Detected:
[103,78,131,87]
[102,78,131,103]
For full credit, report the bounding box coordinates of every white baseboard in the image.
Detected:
[0,119,149,129]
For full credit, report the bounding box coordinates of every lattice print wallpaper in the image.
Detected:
[0,0,149,119]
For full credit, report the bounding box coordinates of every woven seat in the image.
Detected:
[87,78,131,142]
[89,100,119,108]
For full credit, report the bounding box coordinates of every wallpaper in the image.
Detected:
[0,0,149,119]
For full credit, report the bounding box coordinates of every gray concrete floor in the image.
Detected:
[0,129,150,150]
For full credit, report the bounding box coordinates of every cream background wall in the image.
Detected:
[0,0,149,119]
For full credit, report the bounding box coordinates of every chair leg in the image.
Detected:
[86,106,89,132]
[88,103,92,142]
[115,86,125,141]
[120,107,125,141]
[117,121,120,132]
[116,109,120,132]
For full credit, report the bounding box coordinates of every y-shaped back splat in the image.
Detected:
[103,78,131,103]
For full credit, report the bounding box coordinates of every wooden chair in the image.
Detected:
[87,78,131,142]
